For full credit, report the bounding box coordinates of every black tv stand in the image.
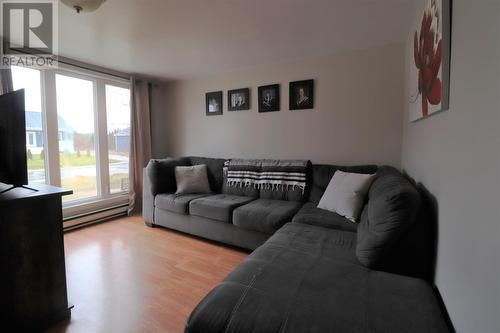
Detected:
[0,184,39,194]
[0,183,73,331]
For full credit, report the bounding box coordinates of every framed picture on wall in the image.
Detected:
[258,84,280,112]
[206,91,223,116]
[228,88,250,111]
[408,0,452,122]
[289,79,314,110]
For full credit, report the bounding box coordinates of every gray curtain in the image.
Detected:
[128,77,152,215]
[0,67,13,94]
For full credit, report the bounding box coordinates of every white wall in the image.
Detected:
[153,11,500,329]
[162,43,405,166]
[401,1,500,332]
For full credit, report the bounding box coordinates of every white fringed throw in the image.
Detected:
[224,159,308,193]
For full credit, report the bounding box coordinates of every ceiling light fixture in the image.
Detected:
[61,0,106,13]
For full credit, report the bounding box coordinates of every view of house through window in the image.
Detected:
[106,85,131,194]
[10,66,131,207]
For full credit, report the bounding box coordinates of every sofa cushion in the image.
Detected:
[292,202,357,232]
[356,166,421,269]
[186,223,449,333]
[155,193,211,215]
[259,185,307,203]
[188,156,226,193]
[309,164,378,205]
[232,199,302,234]
[189,194,256,223]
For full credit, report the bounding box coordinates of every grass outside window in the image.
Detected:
[27,152,121,170]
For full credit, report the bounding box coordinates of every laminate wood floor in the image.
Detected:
[46,216,248,333]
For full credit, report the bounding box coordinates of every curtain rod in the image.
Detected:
[57,55,130,80]
[7,49,130,80]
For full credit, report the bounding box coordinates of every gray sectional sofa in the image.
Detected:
[143,156,451,332]
[143,157,378,251]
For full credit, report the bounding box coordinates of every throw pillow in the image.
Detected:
[317,170,375,222]
[175,164,211,194]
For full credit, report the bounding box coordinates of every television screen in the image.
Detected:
[0,89,28,187]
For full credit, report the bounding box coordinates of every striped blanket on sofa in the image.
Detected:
[224,159,309,193]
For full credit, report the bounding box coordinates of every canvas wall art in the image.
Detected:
[409,0,451,122]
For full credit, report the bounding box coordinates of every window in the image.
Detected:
[11,66,46,184]
[11,65,131,211]
[27,132,35,146]
[105,84,131,194]
[56,74,98,202]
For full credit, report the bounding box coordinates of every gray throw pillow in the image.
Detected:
[317,170,375,222]
[175,164,211,194]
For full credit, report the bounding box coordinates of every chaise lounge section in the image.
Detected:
[186,222,449,333]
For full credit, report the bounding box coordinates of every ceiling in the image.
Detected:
[58,0,415,80]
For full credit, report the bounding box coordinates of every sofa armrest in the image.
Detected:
[143,167,155,225]
[142,157,191,225]
[145,157,191,196]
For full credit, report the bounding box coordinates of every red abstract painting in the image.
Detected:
[409,0,451,121]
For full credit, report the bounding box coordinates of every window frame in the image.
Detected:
[54,70,100,204]
[12,63,131,218]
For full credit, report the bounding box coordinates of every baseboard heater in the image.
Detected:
[63,203,129,231]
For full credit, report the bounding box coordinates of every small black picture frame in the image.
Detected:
[289,79,314,110]
[228,88,250,111]
[206,91,223,116]
[258,84,280,112]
